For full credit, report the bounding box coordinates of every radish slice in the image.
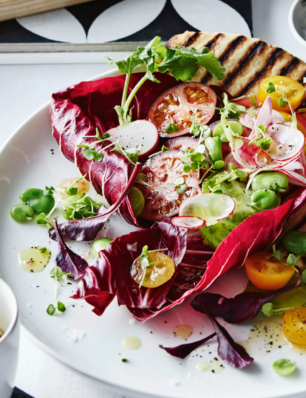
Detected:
[264,124,305,162]
[172,216,206,229]
[280,161,304,172]
[280,169,306,187]
[267,110,285,126]
[107,120,159,159]
[249,97,272,140]
[178,193,235,226]
[239,113,254,129]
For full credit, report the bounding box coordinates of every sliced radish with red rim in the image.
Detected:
[107,120,159,159]
[172,216,206,229]
[178,193,235,226]
[264,124,305,162]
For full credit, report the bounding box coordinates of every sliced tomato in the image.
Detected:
[147,83,217,138]
[164,136,199,151]
[137,150,201,221]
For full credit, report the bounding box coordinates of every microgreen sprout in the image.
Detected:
[221,93,247,119]
[44,186,55,196]
[165,123,179,134]
[266,82,276,93]
[65,175,87,196]
[249,95,259,108]
[121,358,128,363]
[38,247,47,253]
[190,118,211,139]
[174,177,188,195]
[261,302,299,317]
[138,245,168,288]
[148,145,170,158]
[272,359,296,376]
[201,163,247,193]
[50,266,72,298]
[36,212,53,227]
[46,301,66,316]
[278,96,289,108]
[77,145,103,162]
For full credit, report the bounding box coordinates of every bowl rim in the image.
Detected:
[0,278,18,344]
[288,0,306,48]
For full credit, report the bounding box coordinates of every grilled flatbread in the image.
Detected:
[167,31,306,101]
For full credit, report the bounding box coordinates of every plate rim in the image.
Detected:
[2,67,306,398]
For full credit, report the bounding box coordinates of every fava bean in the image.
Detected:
[10,204,34,222]
[283,231,306,254]
[251,172,289,193]
[20,188,55,214]
[213,121,243,142]
[251,189,280,210]
[205,136,223,163]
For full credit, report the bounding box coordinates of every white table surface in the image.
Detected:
[1,1,305,397]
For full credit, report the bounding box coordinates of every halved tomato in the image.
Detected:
[147,83,217,138]
[257,76,305,112]
[233,95,261,108]
[137,150,201,221]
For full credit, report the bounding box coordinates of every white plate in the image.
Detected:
[0,69,306,398]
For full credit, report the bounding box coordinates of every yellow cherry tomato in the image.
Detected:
[130,251,175,288]
[245,252,295,291]
[257,76,305,112]
[283,308,306,346]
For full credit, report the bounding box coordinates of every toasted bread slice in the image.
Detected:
[167,31,306,101]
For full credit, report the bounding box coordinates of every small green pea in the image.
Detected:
[272,359,296,376]
[251,189,280,210]
[205,136,223,163]
[92,238,113,258]
[283,231,306,255]
[251,172,289,193]
[10,204,34,222]
[128,186,145,217]
[213,121,243,142]
[20,188,55,214]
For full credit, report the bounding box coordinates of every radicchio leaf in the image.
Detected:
[50,73,179,228]
[72,220,215,320]
[49,160,142,241]
[53,219,88,279]
[159,332,216,359]
[191,266,303,324]
[198,298,254,369]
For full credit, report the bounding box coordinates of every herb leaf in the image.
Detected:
[266,82,276,93]
[165,123,179,134]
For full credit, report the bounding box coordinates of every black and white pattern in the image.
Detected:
[0,0,252,47]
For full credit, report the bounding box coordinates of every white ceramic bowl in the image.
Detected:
[0,278,19,398]
[289,0,306,47]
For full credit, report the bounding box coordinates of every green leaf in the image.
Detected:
[258,137,271,150]
[57,301,66,313]
[270,251,283,262]
[50,266,71,281]
[102,54,143,75]
[262,302,274,317]
[158,55,198,81]
[172,46,226,81]
[266,82,276,93]
[65,187,78,196]
[190,152,205,162]
[165,123,179,134]
[183,164,191,173]
[39,247,47,253]
[82,147,103,162]
[140,245,150,259]
[278,97,289,108]
[46,304,56,316]
[286,253,297,266]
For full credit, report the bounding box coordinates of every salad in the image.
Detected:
[10,35,306,371]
